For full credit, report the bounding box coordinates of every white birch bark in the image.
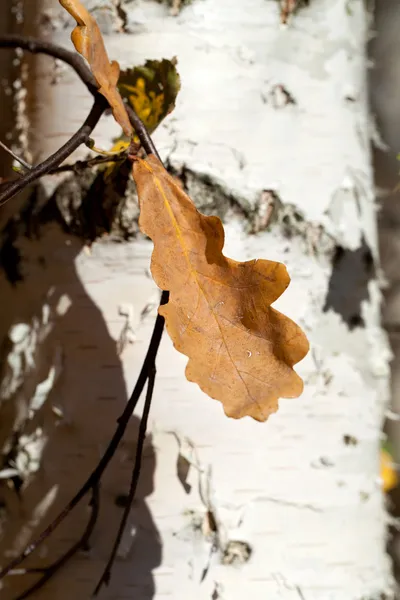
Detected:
[0,0,394,598]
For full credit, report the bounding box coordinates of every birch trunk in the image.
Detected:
[0,0,394,598]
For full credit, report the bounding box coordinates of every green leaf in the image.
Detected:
[118,58,181,135]
[96,58,181,180]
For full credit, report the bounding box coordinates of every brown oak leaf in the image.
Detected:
[133,155,309,421]
[59,0,133,137]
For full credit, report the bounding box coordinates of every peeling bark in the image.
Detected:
[0,0,394,598]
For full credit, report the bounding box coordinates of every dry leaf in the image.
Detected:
[59,0,133,137]
[133,155,309,421]
[105,57,181,163]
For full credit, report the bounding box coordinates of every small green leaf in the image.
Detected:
[97,58,181,179]
[118,58,181,135]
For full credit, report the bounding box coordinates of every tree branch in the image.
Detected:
[48,151,129,175]
[93,365,156,595]
[0,96,108,207]
[0,34,98,92]
[125,105,161,160]
[0,36,160,205]
[0,141,32,171]
[0,33,169,597]
[11,484,100,600]
[0,291,168,584]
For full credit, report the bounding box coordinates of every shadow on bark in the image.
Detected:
[0,188,161,599]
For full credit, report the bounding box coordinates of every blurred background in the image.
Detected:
[370,0,400,582]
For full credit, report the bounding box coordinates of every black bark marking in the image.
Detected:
[323,238,375,329]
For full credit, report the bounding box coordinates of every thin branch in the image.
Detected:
[0,141,32,171]
[0,35,158,159]
[125,105,160,160]
[12,484,100,600]
[0,34,97,92]
[0,36,159,207]
[49,152,129,175]
[0,96,108,207]
[0,34,169,597]
[0,291,168,582]
[93,365,156,595]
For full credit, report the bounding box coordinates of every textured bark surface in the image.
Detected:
[0,0,394,598]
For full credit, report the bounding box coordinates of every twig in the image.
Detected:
[93,365,156,595]
[49,152,129,175]
[0,96,108,207]
[0,291,168,585]
[0,32,168,597]
[0,35,157,158]
[11,484,100,600]
[0,37,158,207]
[0,34,98,93]
[0,141,32,171]
[125,104,160,160]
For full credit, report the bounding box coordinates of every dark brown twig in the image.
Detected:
[125,104,160,160]
[48,151,129,175]
[0,35,157,158]
[0,34,98,92]
[0,141,32,171]
[0,37,158,206]
[12,484,100,600]
[0,96,108,207]
[0,32,168,598]
[93,365,156,595]
[0,291,168,587]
